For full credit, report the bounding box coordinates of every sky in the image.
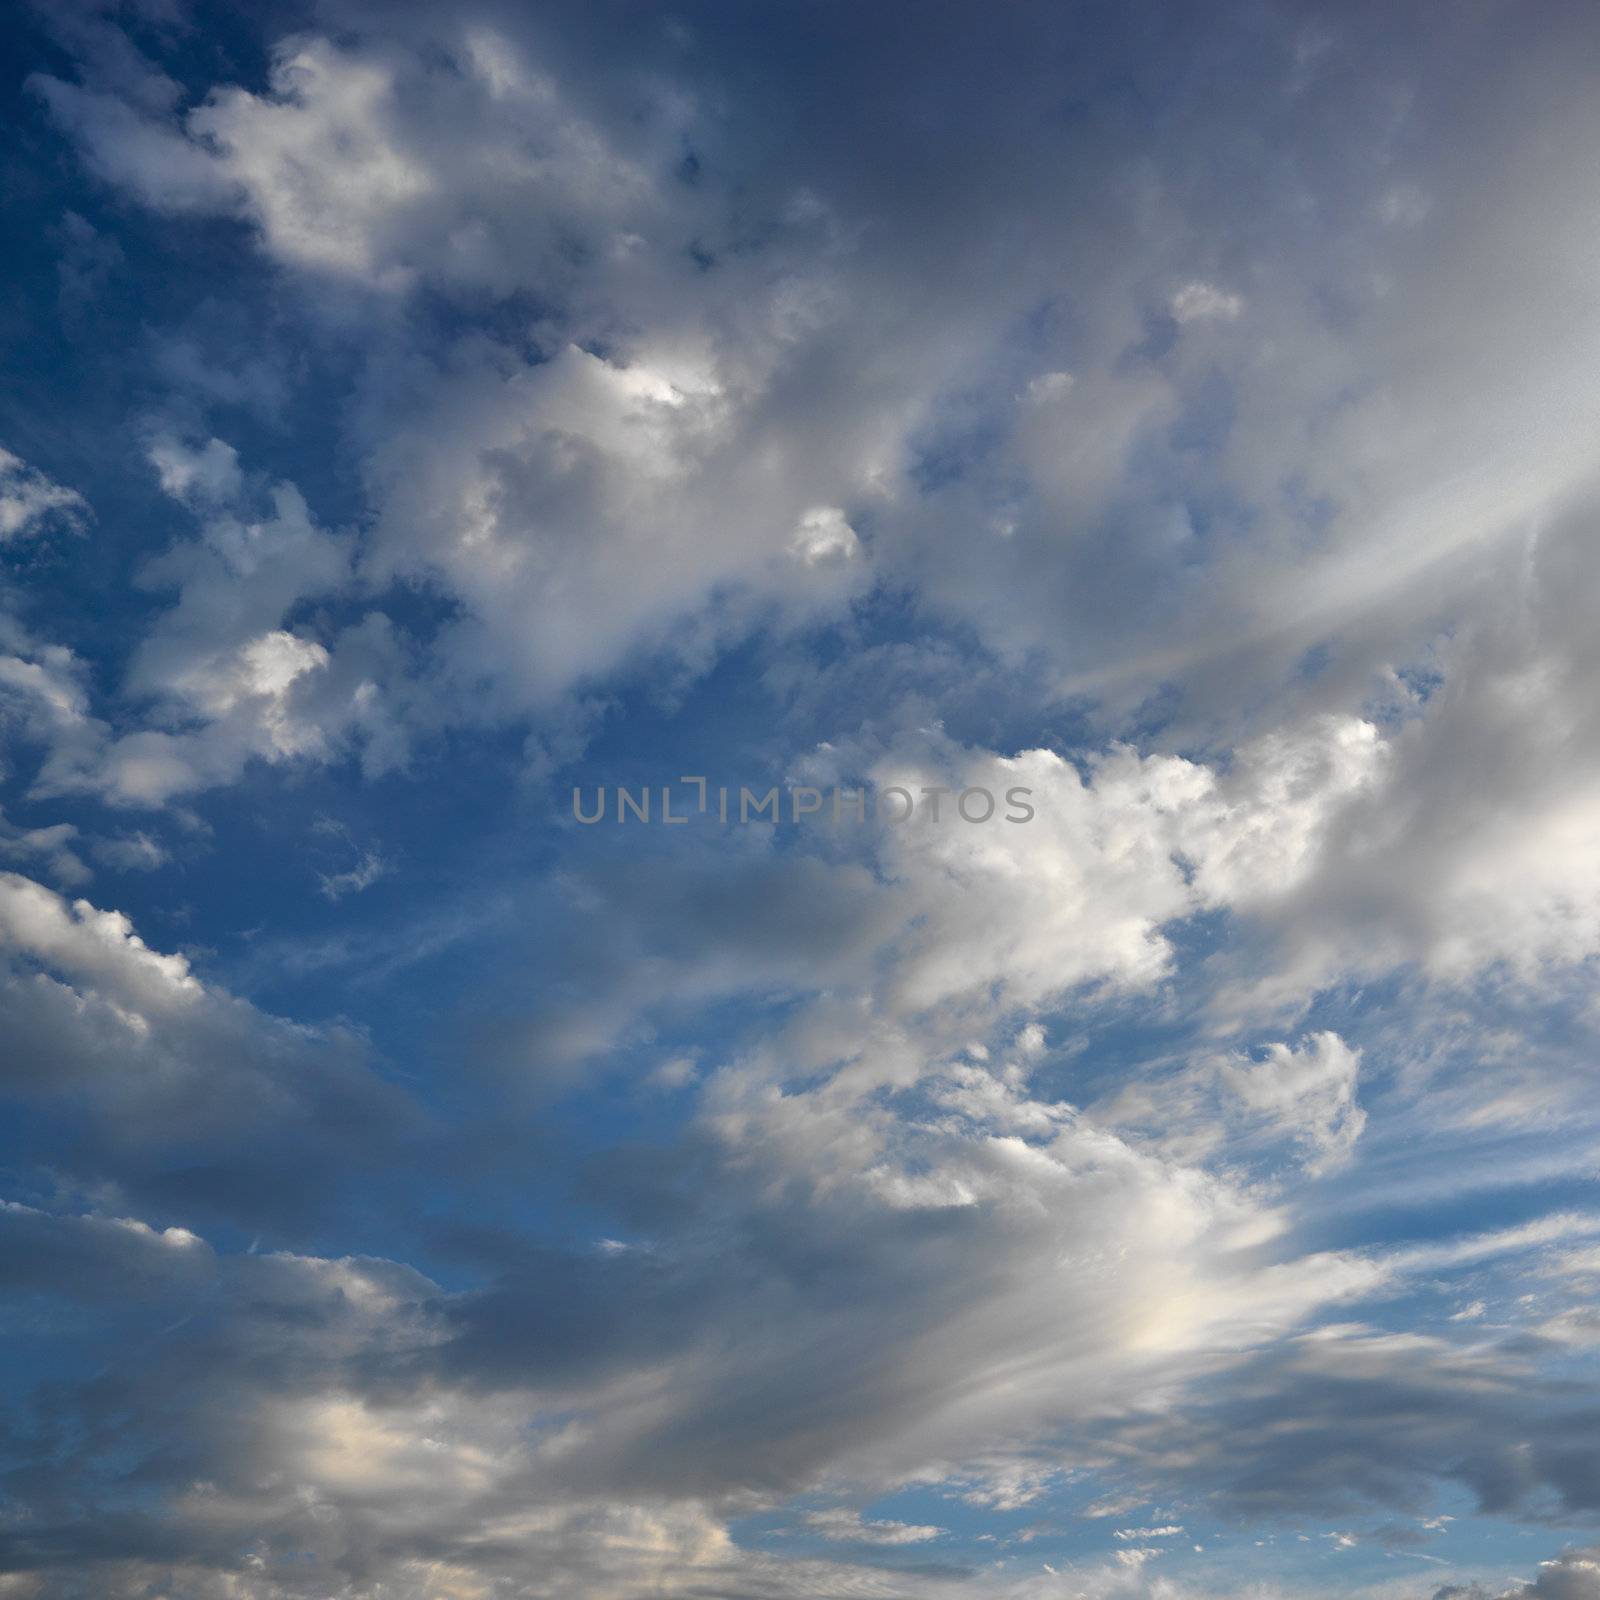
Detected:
[3,1,1600,1596]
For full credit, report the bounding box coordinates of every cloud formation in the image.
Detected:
[4,0,1600,1596]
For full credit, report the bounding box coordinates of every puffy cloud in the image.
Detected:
[0,446,88,541]
[791,506,862,568]
[1474,1550,1600,1600]
[30,443,409,806]
[0,615,96,753]
[419,1049,1393,1513]
[476,717,1393,1097]
[20,1179,1590,1599]
[0,1067,1390,1596]
[359,334,880,706]
[14,3,1600,1597]
[1167,282,1243,324]
[1096,1031,1370,1178]
[0,870,416,1230]
[26,0,1600,774]
[29,7,1600,976]
[0,841,1592,1592]
[35,27,663,295]
[0,806,88,886]
[145,433,243,505]
[0,1199,213,1303]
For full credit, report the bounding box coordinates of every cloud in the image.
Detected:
[0,614,97,763]
[0,446,88,541]
[0,869,417,1232]
[29,0,1600,773]
[318,848,388,900]
[462,717,1397,1104]
[52,207,122,316]
[0,1076,1392,1596]
[802,1509,944,1545]
[35,27,660,294]
[1168,281,1243,323]
[88,830,170,872]
[29,442,409,807]
[1471,1550,1600,1600]
[13,3,1600,1596]
[313,816,389,900]
[0,806,88,886]
[28,7,1600,1010]
[145,434,243,505]
[1217,1033,1366,1174]
[0,1199,213,1304]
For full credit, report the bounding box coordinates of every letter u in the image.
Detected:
[572,787,607,823]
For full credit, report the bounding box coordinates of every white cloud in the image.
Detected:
[0,445,88,541]
[27,448,408,807]
[34,28,659,294]
[791,506,861,568]
[802,1509,944,1544]
[146,434,242,504]
[0,806,88,886]
[1168,281,1243,323]
[17,6,1600,1596]
[1218,1033,1366,1174]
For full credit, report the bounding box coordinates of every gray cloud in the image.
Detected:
[9,2,1600,1596]
[0,870,419,1234]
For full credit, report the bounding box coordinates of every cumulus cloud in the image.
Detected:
[11,2,1600,1597]
[27,6,1600,1004]
[1168,281,1243,323]
[28,442,410,806]
[473,715,1404,1105]
[28,0,1600,772]
[0,870,416,1230]
[1465,1549,1600,1600]
[0,805,88,885]
[35,27,661,293]
[0,1055,1398,1596]
[0,1198,213,1303]
[0,446,88,541]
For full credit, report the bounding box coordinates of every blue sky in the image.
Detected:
[4,2,1600,1597]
